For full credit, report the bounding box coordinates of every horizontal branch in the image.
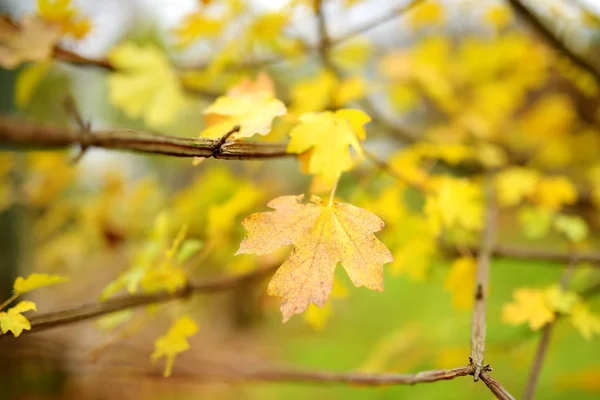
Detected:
[15,266,277,335]
[155,363,476,386]
[0,117,290,160]
[445,243,600,267]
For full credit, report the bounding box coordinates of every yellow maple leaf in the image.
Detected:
[484,5,513,30]
[444,257,476,310]
[0,300,37,337]
[502,288,555,330]
[424,177,483,235]
[289,70,338,114]
[0,16,61,69]
[570,303,600,340]
[330,38,372,70]
[409,1,445,29]
[200,75,286,140]
[15,61,52,109]
[13,273,69,295]
[532,176,578,211]
[173,11,224,48]
[37,0,91,39]
[288,109,371,185]
[495,167,540,207]
[236,195,393,322]
[107,42,188,129]
[151,316,198,377]
[333,76,367,107]
[544,284,579,314]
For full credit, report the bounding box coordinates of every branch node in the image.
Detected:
[211,125,240,158]
[64,96,92,164]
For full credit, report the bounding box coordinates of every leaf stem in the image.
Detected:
[328,176,340,207]
[0,293,19,311]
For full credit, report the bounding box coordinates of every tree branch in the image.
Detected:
[470,177,497,381]
[480,371,517,400]
[153,363,476,386]
[0,117,290,160]
[506,0,600,83]
[9,266,277,335]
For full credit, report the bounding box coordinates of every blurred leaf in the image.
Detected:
[151,316,198,377]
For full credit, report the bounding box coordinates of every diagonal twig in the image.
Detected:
[506,0,600,83]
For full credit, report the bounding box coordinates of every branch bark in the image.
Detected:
[470,177,497,381]
[12,266,277,335]
[155,363,476,386]
[0,117,290,160]
[480,371,517,400]
[507,0,600,83]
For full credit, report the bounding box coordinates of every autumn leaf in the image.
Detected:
[107,42,188,129]
[0,300,37,337]
[553,214,589,243]
[173,11,224,48]
[151,316,198,377]
[571,303,600,340]
[236,195,393,322]
[502,288,555,330]
[201,74,286,140]
[444,257,476,310]
[13,273,69,295]
[409,1,445,29]
[37,0,92,39]
[424,177,483,235]
[495,167,539,207]
[15,61,52,109]
[288,109,371,185]
[0,16,61,69]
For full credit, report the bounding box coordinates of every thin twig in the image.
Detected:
[330,0,426,46]
[9,266,277,335]
[154,363,476,386]
[470,176,497,381]
[507,0,600,83]
[522,258,578,400]
[480,371,517,400]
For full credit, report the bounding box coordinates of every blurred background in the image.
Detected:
[0,0,600,399]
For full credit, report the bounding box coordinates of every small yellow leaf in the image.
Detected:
[502,288,554,330]
[495,167,539,207]
[409,1,445,29]
[0,300,37,337]
[424,177,483,235]
[330,38,372,70]
[0,16,61,69]
[518,206,553,239]
[107,43,188,128]
[37,0,92,39]
[484,5,513,30]
[151,316,199,377]
[237,195,393,322]
[201,77,286,140]
[544,284,579,314]
[333,76,367,107]
[553,214,589,243]
[15,61,52,109]
[532,176,578,211]
[570,303,600,340]
[288,109,371,185]
[289,70,338,114]
[444,257,476,310]
[13,273,69,295]
[173,11,224,48]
